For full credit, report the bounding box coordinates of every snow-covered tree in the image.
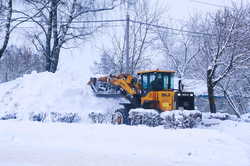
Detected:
[191,6,250,113]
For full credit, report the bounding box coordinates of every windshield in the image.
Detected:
[140,72,174,92]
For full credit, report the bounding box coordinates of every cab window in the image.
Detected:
[140,72,174,92]
[142,74,148,90]
[163,75,169,90]
[170,74,174,89]
[149,73,156,85]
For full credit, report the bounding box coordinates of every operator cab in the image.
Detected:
[137,70,175,95]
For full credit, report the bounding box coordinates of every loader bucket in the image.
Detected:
[88,77,123,98]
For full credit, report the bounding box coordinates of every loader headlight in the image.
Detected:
[177,93,181,96]
[190,94,194,96]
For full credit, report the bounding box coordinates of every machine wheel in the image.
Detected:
[111,108,130,125]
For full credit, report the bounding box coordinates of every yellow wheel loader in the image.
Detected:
[88,70,201,126]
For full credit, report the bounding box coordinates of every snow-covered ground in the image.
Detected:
[0,120,249,166]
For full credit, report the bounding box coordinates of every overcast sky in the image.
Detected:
[165,0,243,20]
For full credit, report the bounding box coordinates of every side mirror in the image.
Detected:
[178,80,184,92]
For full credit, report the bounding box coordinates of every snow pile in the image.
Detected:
[129,108,162,127]
[129,109,202,128]
[88,112,113,124]
[0,71,123,122]
[130,108,158,114]
[202,112,238,121]
[161,110,202,128]
[242,113,250,123]
[29,112,81,123]
[0,112,17,120]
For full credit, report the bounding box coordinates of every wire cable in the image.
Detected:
[189,0,233,9]
[130,19,213,36]
[0,18,212,36]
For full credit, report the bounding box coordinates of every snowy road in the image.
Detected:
[0,120,249,166]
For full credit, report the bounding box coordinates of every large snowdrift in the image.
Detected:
[0,71,124,122]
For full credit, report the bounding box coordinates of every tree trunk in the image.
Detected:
[45,1,53,72]
[48,0,59,73]
[125,14,130,74]
[207,69,216,113]
[50,47,60,73]
[0,0,12,59]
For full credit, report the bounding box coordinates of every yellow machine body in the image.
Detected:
[141,91,175,111]
[88,69,194,112]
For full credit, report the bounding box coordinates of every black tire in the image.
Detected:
[111,108,130,125]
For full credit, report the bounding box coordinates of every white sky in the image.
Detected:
[166,0,231,20]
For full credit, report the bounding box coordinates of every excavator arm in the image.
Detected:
[88,74,141,102]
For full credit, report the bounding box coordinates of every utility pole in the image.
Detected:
[125,14,130,74]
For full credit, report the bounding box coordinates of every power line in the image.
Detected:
[189,0,233,9]
[152,27,205,38]
[70,19,127,24]
[0,17,212,36]
[130,19,213,36]
[0,18,127,24]
[12,24,123,29]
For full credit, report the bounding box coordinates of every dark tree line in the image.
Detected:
[0,45,45,82]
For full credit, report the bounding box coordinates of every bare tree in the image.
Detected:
[0,45,45,82]
[0,0,12,59]
[157,28,201,80]
[24,0,119,73]
[94,49,119,74]
[95,0,162,75]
